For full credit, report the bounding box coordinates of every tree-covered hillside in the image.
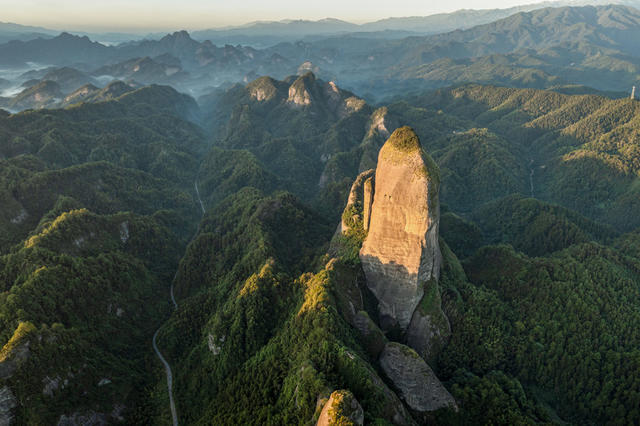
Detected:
[404,84,640,231]
[2,68,640,425]
[0,85,207,423]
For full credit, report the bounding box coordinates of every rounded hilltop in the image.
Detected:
[380,126,440,184]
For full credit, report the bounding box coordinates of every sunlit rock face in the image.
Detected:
[287,72,315,106]
[359,126,442,332]
[316,390,364,426]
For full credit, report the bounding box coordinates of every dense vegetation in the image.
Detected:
[167,76,640,424]
[2,62,640,424]
[441,241,640,424]
[404,84,640,231]
[0,85,206,423]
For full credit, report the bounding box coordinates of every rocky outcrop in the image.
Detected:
[0,322,34,380]
[287,72,315,106]
[57,411,108,426]
[286,72,366,121]
[359,107,398,172]
[367,107,394,140]
[247,76,286,102]
[359,127,442,332]
[338,169,375,235]
[316,390,364,426]
[379,342,457,414]
[207,333,225,355]
[0,386,16,426]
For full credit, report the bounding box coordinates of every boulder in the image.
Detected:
[379,342,457,413]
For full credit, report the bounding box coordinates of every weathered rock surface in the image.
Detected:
[379,342,457,413]
[316,390,364,426]
[359,127,442,331]
[0,386,16,426]
[247,76,286,102]
[363,176,374,232]
[287,72,315,106]
[207,333,225,355]
[359,107,399,172]
[57,411,108,426]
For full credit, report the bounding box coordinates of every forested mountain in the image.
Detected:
[260,5,640,98]
[0,85,207,423]
[2,69,640,424]
[189,4,552,47]
[107,75,640,424]
[405,84,640,230]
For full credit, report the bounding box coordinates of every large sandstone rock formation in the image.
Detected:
[379,342,457,413]
[359,127,442,332]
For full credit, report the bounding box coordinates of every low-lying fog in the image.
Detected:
[0,62,52,97]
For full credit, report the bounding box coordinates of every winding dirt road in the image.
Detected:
[152,179,206,426]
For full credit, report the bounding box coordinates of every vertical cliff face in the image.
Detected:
[359,126,442,332]
[363,176,374,232]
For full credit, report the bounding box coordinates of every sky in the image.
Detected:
[0,0,553,32]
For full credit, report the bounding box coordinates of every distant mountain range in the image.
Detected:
[190,3,558,47]
[261,5,640,98]
[1,4,640,108]
[3,0,640,47]
[177,0,640,46]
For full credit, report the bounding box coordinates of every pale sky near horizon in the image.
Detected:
[0,0,551,32]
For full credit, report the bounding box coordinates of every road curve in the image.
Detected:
[153,328,178,426]
[152,178,206,426]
